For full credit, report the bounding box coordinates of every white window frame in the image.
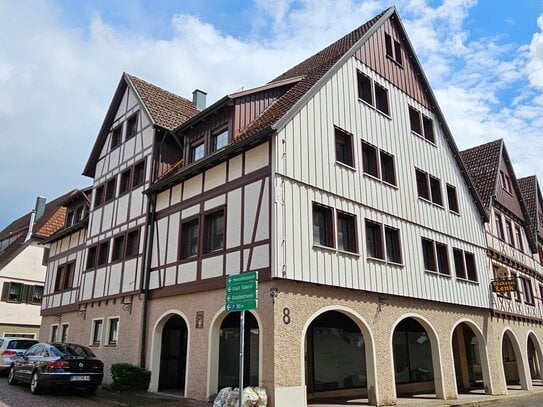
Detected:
[106,316,120,346]
[50,324,59,342]
[90,318,103,346]
[60,323,69,343]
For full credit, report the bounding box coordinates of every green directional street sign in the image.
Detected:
[225,271,258,312]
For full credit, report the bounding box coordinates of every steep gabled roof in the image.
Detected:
[0,190,74,270]
[518,175,539,241]
[460,139,502,208]
[83,73,199,177]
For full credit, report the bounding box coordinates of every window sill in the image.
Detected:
[337,249,360,258]
[335,161,356,171]
[449,210,461,216]
[456,277,479,285]
[358,98,392,120]
[386,54,404,69]
[418,197,445,209]
[411,131,437,147]
[362,173,399,189]
[313,244,336,253]
[367,256,403,267]
[105,343,117,347]
[424,270,452,278]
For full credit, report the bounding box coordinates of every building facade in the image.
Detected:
[38,7,543,407]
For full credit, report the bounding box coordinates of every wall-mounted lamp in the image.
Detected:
[270,287,279,305]
[121,298,132,315]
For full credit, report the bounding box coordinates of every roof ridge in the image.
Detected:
[126,73,193,104]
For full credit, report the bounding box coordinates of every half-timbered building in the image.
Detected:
[37,6,543,407]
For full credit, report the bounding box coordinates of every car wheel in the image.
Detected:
[86,385,99,395]
[30,371,42,394]
[7,366,17,385]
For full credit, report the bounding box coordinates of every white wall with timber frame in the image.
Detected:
[273,55,491,308]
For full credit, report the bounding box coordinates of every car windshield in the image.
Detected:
[50,344,96,358]
[8,340,37,350]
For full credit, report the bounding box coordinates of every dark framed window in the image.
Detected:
[75,206,84,223]
[454,248,477,282]
[416,169,430,200]
[385,226,402,263]
[357,72,372,105]
[429,176,443,206]
[86,246,97,269]
[435,243,450,275]
[500,171,512,194]
[394,41,402,65]
[511,272,521,301]
[119,169,131,194]
[446,184,459,213]
[380,151,396,186]
[4,282,23,302]
[126,113,138,140]
[521,277,534,305]
[365,220,384,260]
[505,220,514,245]
[94,185,104,209]
[385,32,402,65]
[55,262,74,292]
[190,140,205,163]
[362,142,378,177]
[204,210,225,254]
[514,226,524,252]
[97,242,109,266]
[313,204,334,248]
[409,106,435,143]
[111,125,122,149]
[421,238,436,272]
[385,33,393,58]
[337,211,357,253]
[126,230,139,257]
[111,235,125,262]
[105,178,116,202]
[374,83,389,115]
[180,218,199,259]
[61,323,69,342]
[66,211,74,227]
[335,127,354,167]
[212,128,228,152]
[50,326,58,342]
[32,286,44,304]
[132,161,145,188]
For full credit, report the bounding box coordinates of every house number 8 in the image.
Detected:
[282,307,291,325]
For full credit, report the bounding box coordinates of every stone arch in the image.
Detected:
[500,328,529,391]
[389,313,444,400]
[207,308,262,398]
[300,305,378,406]
[449,319,493,395]
[148,310,191,393]
[526,331,543,384]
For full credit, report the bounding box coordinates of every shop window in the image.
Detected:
[313,204,334,248]
[337,211,358,254]
[393,318,434,384]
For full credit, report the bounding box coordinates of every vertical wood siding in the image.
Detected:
[273,56,490,308]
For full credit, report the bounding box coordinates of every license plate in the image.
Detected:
[70,375,90,381]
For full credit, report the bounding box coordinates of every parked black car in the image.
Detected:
[7,342,104,394]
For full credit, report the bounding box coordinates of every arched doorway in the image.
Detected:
[217,312,259,390]
[393,317,436,396]
[500,330,530,390]
[305,311,367,400]
[527,333,542,384]
[158,315,188,392]
[452,322,487,393]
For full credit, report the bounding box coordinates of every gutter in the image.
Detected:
[140,193,157,368]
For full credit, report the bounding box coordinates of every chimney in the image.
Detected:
[192,89,207,110]
[35,196,46,221]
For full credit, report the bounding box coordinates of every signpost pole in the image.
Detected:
[238,310,245,407]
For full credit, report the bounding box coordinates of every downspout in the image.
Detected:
[140,192,157,368]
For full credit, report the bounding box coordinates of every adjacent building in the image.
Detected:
[37,6,543,407]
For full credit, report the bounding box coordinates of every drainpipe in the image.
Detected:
[140,193,157,368]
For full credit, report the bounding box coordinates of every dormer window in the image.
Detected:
[212,128,228,152]
[126,113,138,140]
[190,140,205,163]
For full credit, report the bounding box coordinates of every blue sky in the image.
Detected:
[1,0,543,230]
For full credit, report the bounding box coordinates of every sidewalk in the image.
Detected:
[94,388,212,406]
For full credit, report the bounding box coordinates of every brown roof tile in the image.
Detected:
[127,74,199,131]
[460,139,503,209]
[518,175,538,239]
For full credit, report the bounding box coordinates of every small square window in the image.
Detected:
[337,211,357,253]
[126,113,138,140]
[212,128,228,151]
[181,219,199,259]
[204,210,225,253]
[335,127,354,167]
[313,204,334,248]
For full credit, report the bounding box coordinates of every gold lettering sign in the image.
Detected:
[491,279,517,293]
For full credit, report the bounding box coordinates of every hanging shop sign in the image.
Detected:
[491,279,517,293]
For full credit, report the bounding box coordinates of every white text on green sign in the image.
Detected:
[226,291,258,302]
[225,300,257,312]
[226,281,257,294]
[226,271,258,285]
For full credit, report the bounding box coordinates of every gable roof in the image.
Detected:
[0,191,74,270]
[83,73,199,177]
[460,139,502,208]
[518,175,539,241]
